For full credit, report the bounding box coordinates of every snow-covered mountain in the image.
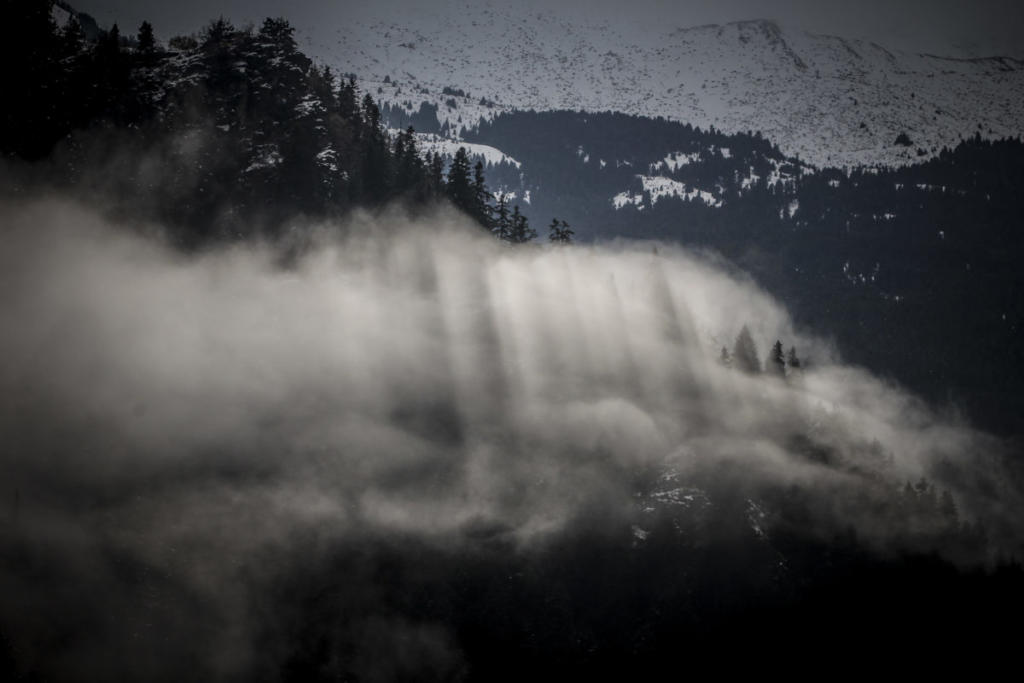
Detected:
[300,3,1024,168]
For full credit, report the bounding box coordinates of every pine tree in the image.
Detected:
[362,93,382,132]
[338,77,360,123]
[549,219,574,243]
[91,23,131,124]
[393,128,406,163]
[732,325,760,374]
[313,65,337,110]
[137,20,156,55]
[394,126,423,193]
[428,152,444,197]
[198,17,241,122]
[259,17,297,53]
[719,346,732,367]
[508,205,536,243]
[767,340,786,377]
[494,194,511,240]
[360,93,391,203]
[201,16,234,47]
[446,147,475,215]
[55,18,89,135]
[472,160,494,228]
[787,346,801,371]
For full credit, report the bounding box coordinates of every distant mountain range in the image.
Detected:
[306,3,1023,168]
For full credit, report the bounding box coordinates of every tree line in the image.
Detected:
[4,2,574,246]
[719,324,801,378]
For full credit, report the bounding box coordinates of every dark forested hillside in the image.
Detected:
[769,139,1024,434]
[466,111,1024,434]
[465,110,798,238]
[2,4,501,244]
[631,138,1024,436]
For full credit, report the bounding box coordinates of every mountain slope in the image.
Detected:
[460,109,1024,435]
[304,3,1024,167]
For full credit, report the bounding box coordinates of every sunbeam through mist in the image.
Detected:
[0,198,1020,679]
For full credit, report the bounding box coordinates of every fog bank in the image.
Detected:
[1,198,1019,678]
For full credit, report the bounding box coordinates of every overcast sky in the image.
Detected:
[75,0,1023,58]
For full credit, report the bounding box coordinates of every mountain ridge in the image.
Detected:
[303,7,1023,168]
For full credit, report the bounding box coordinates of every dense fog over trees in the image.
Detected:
[3,2,1024,679]
[2,199,1022,678]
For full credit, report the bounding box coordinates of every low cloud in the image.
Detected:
[0,197,1019,678]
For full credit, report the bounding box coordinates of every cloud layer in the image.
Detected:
[0,198,1019,678]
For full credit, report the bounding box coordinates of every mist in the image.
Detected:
[1,197,1020,679]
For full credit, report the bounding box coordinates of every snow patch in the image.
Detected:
[413,133,521,168]
[649,486,709,508]
[652,151,701,173]
[746,499,768,539]
[612,175,723,209]
[244,146,284,173]
[316,147,339,172]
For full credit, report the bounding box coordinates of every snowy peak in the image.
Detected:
[301,5,1024,168]
[668,19,809,71]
